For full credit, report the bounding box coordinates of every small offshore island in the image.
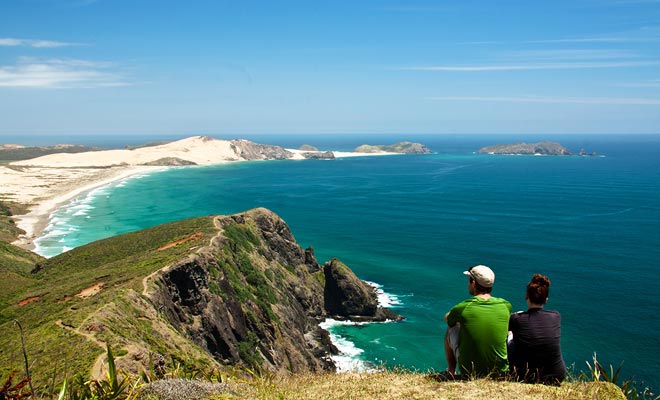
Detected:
[353,141,431,154]
[478,141,599,156]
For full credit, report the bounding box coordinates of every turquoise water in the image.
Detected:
[33,134,660,387]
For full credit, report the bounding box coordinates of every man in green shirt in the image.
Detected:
[444,264,512,378]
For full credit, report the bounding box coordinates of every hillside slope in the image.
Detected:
[0,208,399,391]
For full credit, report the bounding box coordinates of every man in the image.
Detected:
[444,264,512,378]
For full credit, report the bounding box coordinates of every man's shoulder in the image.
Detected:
[451,297,477,309]
[488,296,513,308]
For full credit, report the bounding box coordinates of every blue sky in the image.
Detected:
[1,0,660,135]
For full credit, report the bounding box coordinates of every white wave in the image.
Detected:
[319,318,371,373]
[61,246,73,253]
[73,207,93,217]
[365,281,403,308]
[319,282,403,373]
[40,228,68,239]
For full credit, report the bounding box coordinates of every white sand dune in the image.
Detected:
[11,136,258,167]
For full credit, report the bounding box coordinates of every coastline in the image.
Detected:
[2,138,400,254]
[6,165,168,251]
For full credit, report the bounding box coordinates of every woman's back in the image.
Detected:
[509,308,566,384]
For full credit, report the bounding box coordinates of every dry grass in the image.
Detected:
[223,371,626,400]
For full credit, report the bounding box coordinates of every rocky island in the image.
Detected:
[353,142,431,154]
[478,141,573,156]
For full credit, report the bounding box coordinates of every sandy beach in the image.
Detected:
[0,136,250,250]
[1,136,395,252]
[1,165,166,249]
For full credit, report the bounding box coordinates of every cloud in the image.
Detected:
[527,27,660,44]
[401,61,660,71]
[0,58,128,88]
[427,95,660,105]
[0,37,83,48]
[616,79,660,87]
[504,49,641,61]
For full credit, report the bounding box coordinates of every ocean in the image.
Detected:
[26,133,660,388]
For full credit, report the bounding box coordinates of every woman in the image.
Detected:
[508,274,566,385]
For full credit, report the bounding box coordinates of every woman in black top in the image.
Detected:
[508,274,566,385]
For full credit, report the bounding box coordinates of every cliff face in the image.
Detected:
[143,208,401,373]
[229,139,293,160]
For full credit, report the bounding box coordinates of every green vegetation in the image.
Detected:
[353,142,430,154]
[0,145,101,163]
[0,202,27,243]
[218,221,280,325]
[237,332,262,369]
[222,223,260,252]
[0,215,219,391]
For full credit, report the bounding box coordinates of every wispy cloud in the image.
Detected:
[401,61,660,71]
[378,6,449,13]
[527,27,660,44]
[0,37,84,48]
[505,49,641,61]
[615,79,660,87]
[428,95,660,105]
[0,58,128,88]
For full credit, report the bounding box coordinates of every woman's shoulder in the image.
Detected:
[540,309,562,318]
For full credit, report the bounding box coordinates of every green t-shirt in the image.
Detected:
[447,296,512,376]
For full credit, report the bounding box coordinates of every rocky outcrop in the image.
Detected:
[324,258,403,322]
[478,141,573,155]
[301,151,335,160]
[354,142,431,154]
[146,208,401,373]
[229,140,293,160]
[141,157,198,166]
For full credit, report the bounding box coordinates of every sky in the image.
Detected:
[1,0,660,136]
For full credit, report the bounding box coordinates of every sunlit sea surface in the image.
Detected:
[28,134,660,388]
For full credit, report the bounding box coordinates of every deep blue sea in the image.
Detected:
[23,133,660,388]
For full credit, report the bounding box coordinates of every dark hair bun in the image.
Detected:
[527,274,551,304]
[530,273,550,287]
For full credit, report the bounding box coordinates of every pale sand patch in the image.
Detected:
[76,282,105,299]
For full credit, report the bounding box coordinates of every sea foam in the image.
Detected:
[319,283,402,372]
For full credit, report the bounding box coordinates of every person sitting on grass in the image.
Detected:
[508,274,566,385]
[443,264,512,378]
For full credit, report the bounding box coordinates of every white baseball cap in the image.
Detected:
[464,265,495,288]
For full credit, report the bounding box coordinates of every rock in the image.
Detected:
[354,142,431,154]
[141,157,198,166]
[478,141,573,155]
[301,151,335,160]
[299,144,319,151]
[229,140,293,160]
[323,258,403,322]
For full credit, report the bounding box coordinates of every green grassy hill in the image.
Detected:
[1,215,223,390]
